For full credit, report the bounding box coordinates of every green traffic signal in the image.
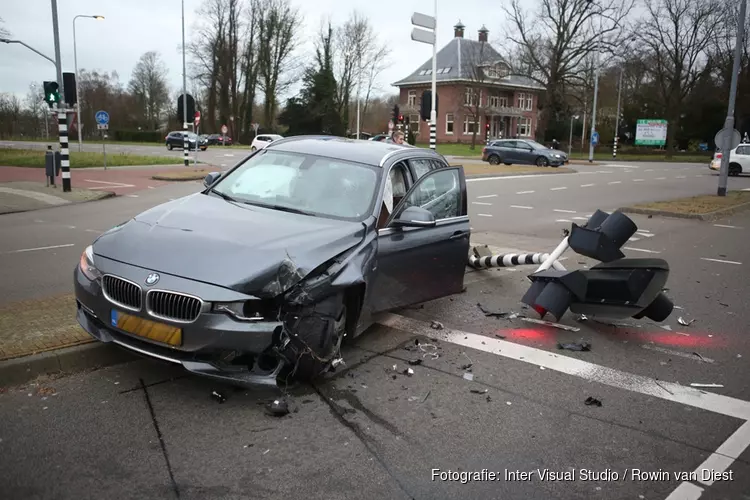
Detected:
[43,81,60,108]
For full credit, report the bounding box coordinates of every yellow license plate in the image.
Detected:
[110,309,183,346]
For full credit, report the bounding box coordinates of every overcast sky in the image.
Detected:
[0,0,511,105]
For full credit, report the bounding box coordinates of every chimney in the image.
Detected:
[454,20,465,38]
[478,25,489,43]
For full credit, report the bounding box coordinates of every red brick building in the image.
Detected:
[392,22,544,143]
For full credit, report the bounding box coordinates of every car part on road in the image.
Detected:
[468,245,566,271]
[557,341,591,352]
[677,316,695,326]
[211,390,227,403]
[266,398,290,416]
[584,396,602,407]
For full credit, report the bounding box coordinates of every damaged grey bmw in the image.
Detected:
[73,136,470,387]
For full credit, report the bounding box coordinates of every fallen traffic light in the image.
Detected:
[567,209,637,262]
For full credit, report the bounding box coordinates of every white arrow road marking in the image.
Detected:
[84,179,135,190]
[477,194,498,198]
[516,190,535,194]
[701,257,742,265]
[553,209,576,213]
[580,183,595,187]
[3,244,75,254]
[624,247,661,253]
[509,205,533,209]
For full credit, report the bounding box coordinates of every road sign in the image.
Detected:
[411,27,435,45]
[411,12,436,30]
[95,110,109,126]
[591,131,599,146]
[221,124,228,134]
[714,127,741,150]
[97,124,108,130]
[635,119,667,146]
[194,111,201,127]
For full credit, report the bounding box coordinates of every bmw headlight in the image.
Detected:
[553,154,561,158]
[79,245,102,281]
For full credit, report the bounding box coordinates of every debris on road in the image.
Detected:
[719,302,729,307]
[470,388,488,394]
[419,343,440,360]
[508,313,522,319]
[430,321,444,330]
[408,359,423,366]
[557,341,591,352]
[693,352,709,363]
[575,314,588,322]
[584,397,602,407]
[463,372,474,381]
[592,318,640,328]
[690,383,724,388]
[522,317,580,332]
[660,325,673,331]
[265,398,290,417]
[477,303,508,317]
[422,391,431,403]
[676,332,690,337]
[677,317,695,326]
[211,390,227,403]
[403,368,415,376]
[494,334,506,339]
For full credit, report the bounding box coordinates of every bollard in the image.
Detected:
[44,146,55,187]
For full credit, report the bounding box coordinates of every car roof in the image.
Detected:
[266,135,441,167]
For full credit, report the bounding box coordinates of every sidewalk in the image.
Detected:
[0,181,114,214]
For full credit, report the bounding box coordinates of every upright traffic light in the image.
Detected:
[392,104,400,124]
[521,210,674,322]
[62,72,77,105]
[420,90,439,121]
[43,81,61,108]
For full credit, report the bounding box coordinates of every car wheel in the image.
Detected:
[167,144,173,150]
[536,156,549,167]
[729,163,742,176]
[280,295,347,382]
[488,155,501,165]
[251,146,257,152]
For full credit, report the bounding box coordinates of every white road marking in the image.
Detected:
[602,164,639,168]
[477,213,493,217]
[713,224,740,229]
[223,154,234,157]
[633,178,645,182]
[556,219,572,223]
[572,216,588,220]
[636,232,655,238]
[580,183,595,187]
[472,202,492,206]
[596,170,613,173]
[148,186,155,189]
[516,190,535,194]
[377,312,750,500]
[477,194,498,199]
[701,257,742,265]
[644,169,654,172]
[676,175,686,179]
[608,181,622,185]
[624,247,661,254]
[83,179,135,189]
[3,243,75,254]
[655,177,667,180]
[550,186,567,191]
[553,209,576,213]
[695,174,703,177]
[126,195,139,198]
[628,237,641,242]
[637,229,652,233]
[509,205,533,209]
[467,174,567,182]
[376,313,750,419]
[84,229,101,233]
[641,344,714,363]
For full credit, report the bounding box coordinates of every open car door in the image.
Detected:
[370,165,470,313]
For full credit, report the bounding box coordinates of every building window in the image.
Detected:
[489,95,498,107]
[517,117,531,137]
[517,93,533,111]
[499,96,508,107]
[525,94,533,110]
[464,87,478,107]
[463,115,479,135]
[485,67,498,79]
[445,113,454,134]
[408,90,417,106]
[409,114,420,133]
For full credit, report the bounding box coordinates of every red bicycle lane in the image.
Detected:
[0,165,209,195]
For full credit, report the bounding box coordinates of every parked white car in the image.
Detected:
[709,143,749,176]
[250,134,284,151]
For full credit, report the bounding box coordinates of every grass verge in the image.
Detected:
[152,169,212,181]
[621,191,750,219]
[0,148,183,168]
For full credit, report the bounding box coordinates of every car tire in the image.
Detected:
[536,156,549,167]
[488,155,501,165]
[167,144,173,150]
[729,163,742,176]
[251,146,257,152]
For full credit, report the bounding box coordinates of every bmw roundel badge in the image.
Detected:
[145,273,160,286]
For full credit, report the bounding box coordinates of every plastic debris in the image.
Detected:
[266,399,290,417]
[690,383,724,388]
[660,325,673,331]
[463,372,474,381]
[392,364,398,371]
[494,334,506,339]
[331,357,345,368]
[408,359,423,366]
[506,401,512,406]
[430,321,444,330]
[403,368,414,376]
[575,314,588,322]
[470,389,488,394]
[522,317,580,332]
[461,363,473,371]
[584,397,602,407]
[557,342,591,352]
[211,391,227,404]
[677,317,695,326]
[422,391,431,403]
[693,352,709,362]
[419,343,440,360]
[477,303,508,317]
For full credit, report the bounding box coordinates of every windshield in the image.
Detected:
[210,150,380,221]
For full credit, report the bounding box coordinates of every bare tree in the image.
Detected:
[0,16,10,37]
[25,83,45,137]
[256,0,301,129]
[128,51,170,130]
[240,0,262,139]
[637,0,719,155]
[502,0,634,132]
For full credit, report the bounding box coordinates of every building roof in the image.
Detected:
[392,37,545,91]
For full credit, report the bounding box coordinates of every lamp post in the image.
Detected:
[569,115,579,157]
[73,14,104,151]
[613,66,623,158]
[355,52,362,139]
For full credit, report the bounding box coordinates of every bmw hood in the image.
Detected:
[92,193,366,296]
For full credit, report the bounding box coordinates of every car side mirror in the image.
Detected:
[392,206,436,228]
[203,171,222,188]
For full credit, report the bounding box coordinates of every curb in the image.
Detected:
[0,341,137,388]
[620,200,750,221]
[465,168,577,179]
[0,191,116,216]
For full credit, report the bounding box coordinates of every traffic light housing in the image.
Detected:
[63,72,77,105]
[392,104,400,124]
[521,210,674,322]
[420,90,438,121]
[177,94,196,123]
[43,81,61,108]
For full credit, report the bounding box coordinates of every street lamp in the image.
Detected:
[73,14,104,151]
[569,115,579,157]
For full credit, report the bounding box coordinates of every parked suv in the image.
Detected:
[250,134,283,151]
[481,139,567,167]
[166,131,208,151]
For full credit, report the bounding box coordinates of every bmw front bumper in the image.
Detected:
[73,255,286,387]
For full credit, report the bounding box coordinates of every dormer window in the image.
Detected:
[484,63,510,79]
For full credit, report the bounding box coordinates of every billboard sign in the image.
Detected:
[635,119,667,146]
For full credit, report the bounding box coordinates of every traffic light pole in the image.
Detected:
[181,0,189,167]
[51,0,71,191]
[429,0,437,151]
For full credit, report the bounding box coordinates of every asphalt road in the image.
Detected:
[1,165,750,499]
[0,139,249,169]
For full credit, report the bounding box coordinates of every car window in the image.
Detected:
[395,168,461,222]
[257,136,268,141]
[500,140,516,148]
[212,150,379,221]
[737,146,749,155]
[408,158,435,180]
